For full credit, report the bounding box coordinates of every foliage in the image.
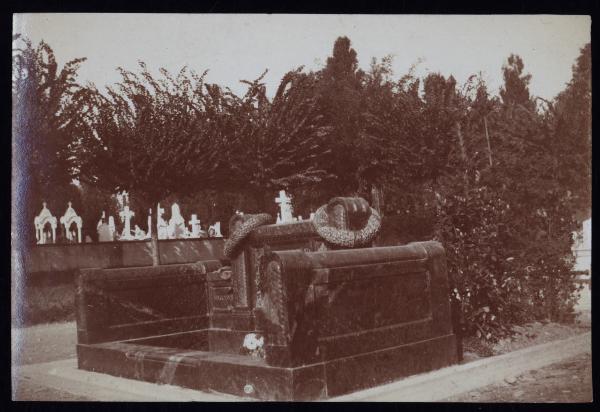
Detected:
[221,68,334,211]
[12,35,87,246]
[73,63,226,204]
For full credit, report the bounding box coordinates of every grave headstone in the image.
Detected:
[34,202,57,244]
[208,221,223,238]
[97,222,112,242]
[108,216,116,240]
[168,203,186,239]
[147,208,152,238]
[157,203,168,239]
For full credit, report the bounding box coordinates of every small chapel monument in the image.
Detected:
[60,202,83,243]
[34,202,57,244]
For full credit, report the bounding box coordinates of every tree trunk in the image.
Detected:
[455,122,469,197]
[483,115,493,167]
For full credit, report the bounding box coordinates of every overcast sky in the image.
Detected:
[13,14,590,101]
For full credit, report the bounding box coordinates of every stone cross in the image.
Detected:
[189,214,201,238]
[34,202,57,244]
[60,201,82,243]
[275,190,294,224]
[119,206,135,240]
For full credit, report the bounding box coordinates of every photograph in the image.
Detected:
[11,13,591,402]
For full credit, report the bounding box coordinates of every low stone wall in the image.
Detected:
[24,238,226,281]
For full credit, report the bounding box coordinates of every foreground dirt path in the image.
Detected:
[446,352,592,402]
[12,321,77,366]
[12,321,82,401]
[13,377,92,401]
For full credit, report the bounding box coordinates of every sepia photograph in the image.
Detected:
[11,13,591,402]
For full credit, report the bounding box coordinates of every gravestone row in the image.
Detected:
[34,201,223,244]
[33,190,307,244]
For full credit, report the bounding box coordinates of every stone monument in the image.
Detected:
[208,221,223,238]
[108,216,116,240]
[34,202,57,244]
[60,202,83,243]
[157,203,168,240]
[168,203,186,239]
[147,208,152,239]
[119,205,135,240]
[189,214,202,238]
[76,196,458,400]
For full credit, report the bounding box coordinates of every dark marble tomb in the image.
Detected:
[76,197,458,400]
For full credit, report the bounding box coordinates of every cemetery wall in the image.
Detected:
[24,238,226,282]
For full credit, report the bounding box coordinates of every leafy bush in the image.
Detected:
[435,181,581,342]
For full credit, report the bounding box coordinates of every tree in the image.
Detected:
[222,68,334,211]
[499,54,533,109]
[550,43,591,218]
[12,35,87,245]
[73,63,226,208]
[314,37,366,194]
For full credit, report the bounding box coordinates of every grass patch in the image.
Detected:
[15,283,75,327]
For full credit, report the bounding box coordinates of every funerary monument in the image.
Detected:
[75,196,458,400]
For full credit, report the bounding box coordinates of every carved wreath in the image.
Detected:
[311,204,382,248]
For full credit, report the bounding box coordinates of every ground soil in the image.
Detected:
[462,319,591,361]
[446,352,593,402]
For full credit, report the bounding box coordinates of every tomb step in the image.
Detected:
[89,341,269,368]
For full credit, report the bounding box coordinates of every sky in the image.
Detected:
[13,14,590,101]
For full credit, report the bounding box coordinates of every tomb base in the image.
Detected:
[77,330,457,401]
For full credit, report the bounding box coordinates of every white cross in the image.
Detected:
[119,206,135,239]
[189,214,201,237]
[275,190,294,223]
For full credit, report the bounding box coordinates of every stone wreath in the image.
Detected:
[223,213,274,259]
[311,203,382,248]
